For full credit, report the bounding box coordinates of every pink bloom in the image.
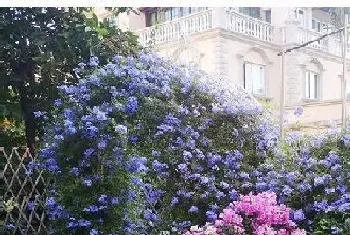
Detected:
[220,208,243,225]
[214,219,224,227]
[182,192,306,235]
[291,228,307,235]
[254,224,276,235]
[278,229,288,235]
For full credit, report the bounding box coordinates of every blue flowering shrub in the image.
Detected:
[252,128,350,234]
[34,51,279,234]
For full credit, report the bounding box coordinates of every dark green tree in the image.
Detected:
[0,7,141,153]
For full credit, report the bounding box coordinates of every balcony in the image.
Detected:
[137,10,213,47]
[226,10,273,42]
[136,7,348,60]
[295,27,342,56]
[136,8,274,47]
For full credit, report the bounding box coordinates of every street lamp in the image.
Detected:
[342,13,348,131]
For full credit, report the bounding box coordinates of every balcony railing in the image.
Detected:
[226,10,273,42]
[296,27,344,56]
[297,28,328,50]
[136,8,275,47]
[136,10,213,47]
[136,7,347,59]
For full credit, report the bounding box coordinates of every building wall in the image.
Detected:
[285,50,345,104]
[111,7,350,129]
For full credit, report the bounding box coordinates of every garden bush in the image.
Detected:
[29,50,278,235]
[249,124,350,234]
[10,49,350,235]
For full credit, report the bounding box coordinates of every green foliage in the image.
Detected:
[0,7,141,150]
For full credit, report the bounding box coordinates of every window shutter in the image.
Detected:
[305,72,310,99]
[244,64,253,93]
[259,66,265,94]
[309,73,315,99]
[251,64,260,94]
[314,74,318,99]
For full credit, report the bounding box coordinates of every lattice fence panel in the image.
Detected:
[0,147,48,235]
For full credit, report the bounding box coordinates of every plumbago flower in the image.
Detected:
[182,192,306,235]
[249,123,350,234]
[32,50,278,234]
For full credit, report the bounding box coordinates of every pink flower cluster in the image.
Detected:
[183,192,306,235]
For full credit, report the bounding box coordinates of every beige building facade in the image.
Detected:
[99,7,350,131]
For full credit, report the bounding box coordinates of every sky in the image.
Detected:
[1,0,350,8]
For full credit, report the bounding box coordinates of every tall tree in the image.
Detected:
[0,7,140,153]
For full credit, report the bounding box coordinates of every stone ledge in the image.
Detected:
[286,99,350,108]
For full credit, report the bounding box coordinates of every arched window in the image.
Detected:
[302,58,324,101]
[239,47,271,96]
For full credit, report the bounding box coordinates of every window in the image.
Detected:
[265,10,271,23]
[239,7,260,19]
[347,81,350,98]
[312,18,331,33]
[244,63,265,95]
[305,71,320,100]
[145,7,208,27]
[291,8,305,27]
[147,12,157,26]
[171,7,180,18]
[164,9,172,21]
[191,7,199,13]
[228,7,239,11]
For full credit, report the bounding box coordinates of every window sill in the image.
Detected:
[302,98,320,103]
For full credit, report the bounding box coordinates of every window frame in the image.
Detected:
[239,7,261,19]
[145,7,209,27]
[243,62,266,96]
[304,70,321,101]
[312,17,331,33]
[346,80,350,98]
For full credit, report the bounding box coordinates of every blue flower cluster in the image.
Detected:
[20,48,350,235]
[249,128,350,234]
[29,51,280,235]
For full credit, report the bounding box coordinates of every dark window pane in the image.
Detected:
[317,22,321,32]
[164,9,171,21]
[182,7,190,16]
[172,7,180,19]
[266,10,271,23]
[239,7,260,19]
[314,74,318,98]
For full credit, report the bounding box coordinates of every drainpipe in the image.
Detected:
[280,51,286,140]
[342,13,348,131]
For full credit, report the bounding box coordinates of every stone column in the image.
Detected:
[305,7,313,29]
[211,7,227,29]
[284,20,301,45]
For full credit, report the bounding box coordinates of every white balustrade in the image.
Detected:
[297,28,327,51]
[281,27,286,44]
[330,37,342,56]
[136,7,348,59]
[226,10,273,42]
[295,28,350,57]
[136,10,212,47]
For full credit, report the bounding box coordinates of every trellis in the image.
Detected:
[0,147,48,235]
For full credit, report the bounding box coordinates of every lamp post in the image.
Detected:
[342,13,348,130]
[280,51,286,139]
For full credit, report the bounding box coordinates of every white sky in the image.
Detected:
[0,0,349,7]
